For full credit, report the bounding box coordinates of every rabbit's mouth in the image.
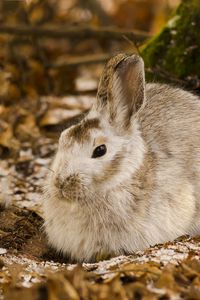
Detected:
[59,185,84,202]
[53,174,87,203]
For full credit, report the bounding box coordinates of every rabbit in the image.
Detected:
[42,53,200,263]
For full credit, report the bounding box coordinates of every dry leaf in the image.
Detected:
[39,108,82,127]
[15,114,40,142]
[0,121,20,155]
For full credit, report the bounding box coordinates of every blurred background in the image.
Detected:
[0,0,180,98]
[0,0,180,158]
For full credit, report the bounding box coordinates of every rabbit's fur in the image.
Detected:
[43,54,200,262]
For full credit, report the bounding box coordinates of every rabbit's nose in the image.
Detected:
[54,174,79,189]
[54,174,64,189]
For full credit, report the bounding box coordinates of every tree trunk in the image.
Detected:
[141,0,200,90]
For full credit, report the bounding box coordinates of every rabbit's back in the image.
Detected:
[140,83,200,153]
[137,83,200,236]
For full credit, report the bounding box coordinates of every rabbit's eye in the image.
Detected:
[92,144,107,158]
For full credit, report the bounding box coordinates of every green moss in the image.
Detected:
[141,0,200,84]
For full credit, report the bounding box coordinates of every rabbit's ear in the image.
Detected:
[96,54,146,130]
[110,55,146,128]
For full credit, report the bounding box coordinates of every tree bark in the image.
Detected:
[141,0,200,91]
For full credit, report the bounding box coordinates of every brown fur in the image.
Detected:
[97,53,128,107]
[68,118,100,142]
[97,53,145,130]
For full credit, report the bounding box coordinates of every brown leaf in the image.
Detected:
[155,266,178,291]
[39,108,82,127]
[15,114,40,142]
[0,121,20,155]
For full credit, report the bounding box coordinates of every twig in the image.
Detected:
[147,67,187,86]
[71,89,97,95]
[49,53,112,68]
[146,67,200,93]
[0,25,151,43]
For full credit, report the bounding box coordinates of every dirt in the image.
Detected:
[0,204,71,263]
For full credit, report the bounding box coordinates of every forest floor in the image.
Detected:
[1,86,200,300]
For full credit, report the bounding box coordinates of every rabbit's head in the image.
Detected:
[47,54,146,203]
